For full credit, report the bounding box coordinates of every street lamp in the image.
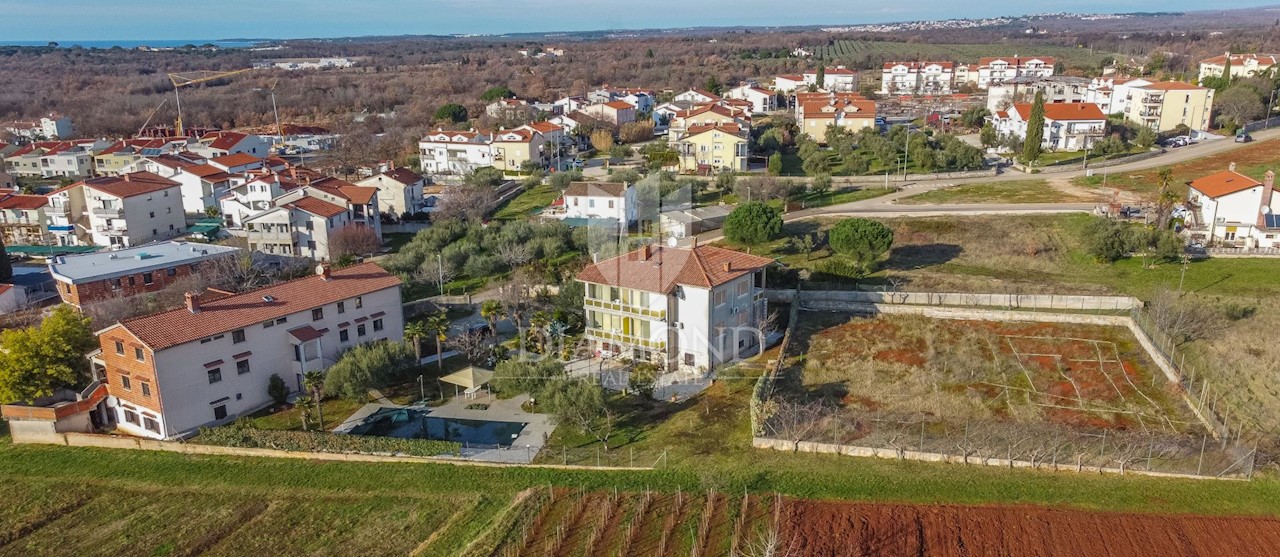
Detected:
[417,374,424,402]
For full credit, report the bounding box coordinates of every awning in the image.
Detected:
[287,325,324,343]
[439,366,494,390]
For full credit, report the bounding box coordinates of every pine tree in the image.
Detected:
[1022,90,1046,164]
[0,236,12,282]
[815,66,826,89]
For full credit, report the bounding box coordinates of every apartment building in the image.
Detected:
[723,84,778,114]
[799,98,877,144]
[0,191,53,246]
[1198,53,1279,82]
[986,76,1090,112]
[1084,77,1151,115]
[772,67,858,93]
[4,114,73,140]
[577,244,773,372]
[993,102,1106,151]
[1121,81,1215,132]
[674,123,750,173]
[356,164,426,217]
[879,61,956,95]
[48,241,241,307]
[562,181,636,226]
[668,104,750,140]
[243,196,352,260]
[490,129,548,173]
[49,172,186,248]
[93,138,190,176]
[188,131,270,159]
[976,56,1056,88]
[582,101,637,125]
[93,262,403,439]
[418,130,494,175]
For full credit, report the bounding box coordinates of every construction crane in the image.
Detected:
[135,99,168,137]
[166,68,253,136]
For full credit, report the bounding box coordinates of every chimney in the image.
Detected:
[1261,170,1277,228]
[389,160,395,171]
[1229,162,1237,172]
[641,244,651,259]
[722,262,731,272]
[317,263,331,280]
[122,173,131,182]
[690,236,698,249]
[184,292,200,313]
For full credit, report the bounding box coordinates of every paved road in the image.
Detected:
[688,130,1280,245]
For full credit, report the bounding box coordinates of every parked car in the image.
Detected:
[568,158,586,169]
[1236,132,1253,143]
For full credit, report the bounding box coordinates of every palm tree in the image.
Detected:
[529,310,551,353]
[295,395,314,431]
[480,299,503,337]
[303,370,326,431]
[423,310,451,373]
[404,321,428,362]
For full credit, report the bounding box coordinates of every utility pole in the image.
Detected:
[437,253,445,296]
[1266,89,1278,130]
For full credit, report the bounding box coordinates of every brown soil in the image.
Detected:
[779,498,1280,556]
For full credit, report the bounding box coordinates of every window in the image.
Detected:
[357,324,367,337]
[135,347,145,362]
[263,320,275,329]
[121,375,132,390]
[143,417,160,433]
[236,360,250,375]
[213,405,227,421]
[607,200,614,209]
[684,353,695,366]
[713,290,726,306]
[124,408,140,426]
[340,329,350,342]
[588,199,596,208]
[149,211,155,218]
[736,281,748,297]
[207,368,222,384]
[112,278,121,289]
[127,276,136,286]
[312,308,324,321]
[167,267,177,277]
[232,329,245,343]
[114,340,124,355]
[307,240,316,251]
[141,382,151,397]
[276,317,287,325]
[337,301,345,314]
[355,296,363,309]
[373,318,383,332]
[143,272,153,285]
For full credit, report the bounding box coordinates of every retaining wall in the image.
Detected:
[766,289,1140,311]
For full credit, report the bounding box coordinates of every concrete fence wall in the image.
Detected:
[751,437,1244,481]
[828,168,999,185]
[766,289,1141,311]
[1011,149,1164,175]
[383,222,431,234]
[15,431,653,471]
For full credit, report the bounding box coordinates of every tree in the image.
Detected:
[492,358,564,396]
[479,85,515,101]
[294,395,314,431]
[445,329,493,365]
[645,48,654,59]
[1134,126,1157,150]
[324,341,415,400]
[1022,90,1046,163]
[1216,86,1266,127]
[404,321,428,361]
[1083,217,1130,263]
[267,374,289,405]
[541,378,617,450]
[0,237,12,282]
[590,129,614,157]
[433,103,468,123]
[827,218,894,273]
[723,202,782,250]
[1153,167,1178,230]
[328,226,382,261]
[815,66,825,89]
[0,306,96,403]
[767,152,782,175]
[810,173,832,195]
[704,76,723,96]
[303,370,326,431]
[480,299,504,337]
[618,120,654,143]
[422,310,451,373]
[979,123,998,149]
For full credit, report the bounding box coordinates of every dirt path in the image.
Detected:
[1045,175,1141,205]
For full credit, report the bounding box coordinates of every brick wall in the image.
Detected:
[98,328,162,415]
[61,262,205,307]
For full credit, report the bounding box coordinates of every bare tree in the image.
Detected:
[737,524,798,557]
[1148,289,1225,346]
[414,257,457,295]
[764,400,831,452]
[328,225,382,260]
[445,329,494,365]
[498,268,538,328]
[433,184,495,223]
[496,242,533,268]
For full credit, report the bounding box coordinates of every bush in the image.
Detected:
[463,253,505,277]
[723,202,782,248]
[197,423,461,457]
[1084,218,1130,263]
[828,218,894,268]
[267,374,288,404]
[767,152,783,175]
[325,341,416,400]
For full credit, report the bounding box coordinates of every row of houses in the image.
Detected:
[877,56,1057,95]
[1,131,271,180]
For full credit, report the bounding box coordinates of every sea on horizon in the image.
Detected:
[0,39,263,49]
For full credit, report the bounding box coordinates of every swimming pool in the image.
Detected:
[348,407,527,447]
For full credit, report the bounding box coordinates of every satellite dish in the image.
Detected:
[667,236,678,247]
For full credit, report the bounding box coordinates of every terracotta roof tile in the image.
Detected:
[0,193,49,210]
[211,152,261,168]
[564,181,628,197]
[81,172,180,198]
[1190,170,1263,198]
[114,262,400,351]
[577,245,773,293]
[381,167,424,185]
[287,196,348,218]
[203,131,251,151]
[1010,102,1105,121]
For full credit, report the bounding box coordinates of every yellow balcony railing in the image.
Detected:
[585,297,667,320]
[585,327,666,350]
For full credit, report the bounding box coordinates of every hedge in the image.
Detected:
[196,425,462,458]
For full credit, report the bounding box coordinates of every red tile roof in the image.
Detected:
[1190,170,1262,198]
[287,195,348,218]
[524,121,563,134]
[147,153,204,170]
[311,176,379,205]
[80,172,180,199]
[0,193,49,210]
[802,99,877,119]
[577,245,773,293]
[1010,102,1105,121]
[380,167,425,185]
[114,262,401,351]
[202,131,251,151]
[1140,81,1205,91]
[684,123,746,137]
[211,152,261,168]
[603,100,635,110]
[979,56,1056,67]
[1200,53,1279,66]
[186,164,231,179]
[564,181,628,197]
[288,325,324,342]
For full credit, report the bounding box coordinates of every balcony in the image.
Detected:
[91,206,123,218]
[585,297,667,320]
[94,225,127,236]
[1141,96,1163,105]
[251,229,299,243]
[585,327,666,350]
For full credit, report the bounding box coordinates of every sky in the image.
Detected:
[1,0,1272,41]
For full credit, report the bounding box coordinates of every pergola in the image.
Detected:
[439,366,494,398]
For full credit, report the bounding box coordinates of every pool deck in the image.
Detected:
[334,393,554,464]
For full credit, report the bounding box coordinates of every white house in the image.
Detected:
[992,102,1106,152]
[562,181,636,226]
[977,56,1056,88]
[673,89,722,104]
[3,114,73,140]
[723,84,778,114]
[1198,53,1279,83]
[576,243,773,372]
[805,66,859,92]
[1085,77,1151,115]
[985,76,1090,112]
[243,196,352,260]
[772,74,806,93]
[880,62,956,95]
[417,130,493,175]
[1186,164,1279,248]
[50,172,186,248]
[170,163,237,215]
[189,132,270,159]
[357,165,426,217]
[582,101,637,125]
[93,262,403,439]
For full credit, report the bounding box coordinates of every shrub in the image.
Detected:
[267,374,288,404]
[723,202,782,248]
[197,424,461,457]
[828,218,894,269]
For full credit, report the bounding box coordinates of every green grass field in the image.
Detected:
[492,182,560,221]
[896,179,1092,205]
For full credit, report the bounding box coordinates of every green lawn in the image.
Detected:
[791,186,894,208]
[244,397,367,431]
[896,179,1092,205]
[492,182,560,220]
